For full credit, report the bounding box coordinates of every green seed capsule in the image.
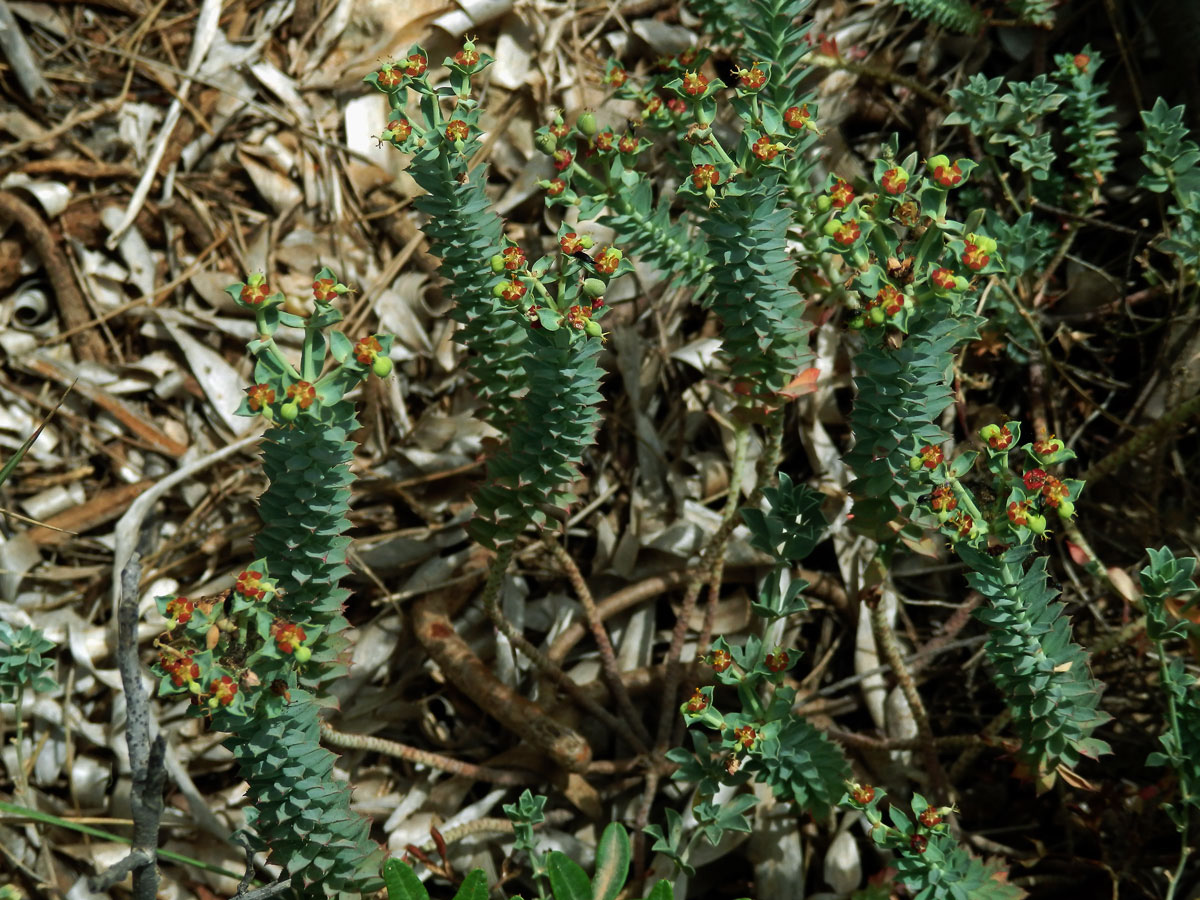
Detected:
[816,195,832,212]
[491,254,506,274]
[869,306,887,325]
[927,154,949,172]
[822,219,840,236]
[535,131,558,155]
[582,278,606,298]
[584,319,604,338]
[294,646,312,663]
[578,111,597,136]
[372,356,394,378]
[280,401,299,422]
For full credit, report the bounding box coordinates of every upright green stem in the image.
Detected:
[1159,646,1194,900]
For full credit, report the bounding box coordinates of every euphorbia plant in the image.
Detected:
[910,422,1110,789]
[152,268,392,896]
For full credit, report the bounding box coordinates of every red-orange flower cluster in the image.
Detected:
[783,104,810,130]
[246,384,275,411]
[313,277,338,301]
[272,621,307,655]
[691,164,720,190]
[682,70,709,96]
[240,282,270,305]
[354,336,383,365]
[236,570,267,601]
[930,484,957,513]
[830,179,854,209]
[210,675,237,706]
[166,597,194,627]
[287,381,316,410]
[161,649,199,688]
[917,444,944,469]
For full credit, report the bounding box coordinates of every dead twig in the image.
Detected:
[88,555,166,899]
[411,577,594,773]
[0,192,105,362]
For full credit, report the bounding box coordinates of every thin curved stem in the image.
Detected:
[481,544,650,754]
[545,537,652,748]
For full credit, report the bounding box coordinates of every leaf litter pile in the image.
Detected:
[0,0,1198,898]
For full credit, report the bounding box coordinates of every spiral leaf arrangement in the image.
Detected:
[1139,98,1200,272]
[834,148,988,538]
[1055,46,1118,211]
[369,46,528,429]
[1140,548,1200,831]
[962,543,1111,784]
[152,272,390,896]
